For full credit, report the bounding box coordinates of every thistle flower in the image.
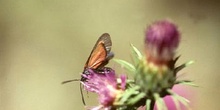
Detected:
[114,20,195,110]
[135,20,194,110]
[134,20,181,95]
[145,20,180,66]
[81,68,126,110]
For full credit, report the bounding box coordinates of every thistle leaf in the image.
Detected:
[130,44,143,65]
[154,93,167,110]
[146,99,151,110]
[175,80,198,87]
[119,86,140,103]
[130,44,143,59]
[173,55,181,64]
[113,59,135,74]
[175,95,189,108]
[127,92,145,105]
[170,95,181,110]
[175,60,194,73]
[167,89,190,109]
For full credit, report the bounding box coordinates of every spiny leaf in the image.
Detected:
[175,60,194,73]
[146,99,151,110]
[113,59,135,74]
[119,86,140,103]
[154,93,167,110]
[130,43,143,60]
[175,80,199,87]
[126,79,135,83]
[170,95,181,110]
[174,95,190,109]
[158,98,167,110]
[127,92,145,105]
[167,89,190,109]
[130,44,143,66]
[173,55,181,64]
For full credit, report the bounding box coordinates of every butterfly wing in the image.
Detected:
[80,33,113,105]
[86,42,107,69]
[84,33,113,69]
[98,33,112,54]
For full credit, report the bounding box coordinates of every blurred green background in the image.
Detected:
[0,0,220,110]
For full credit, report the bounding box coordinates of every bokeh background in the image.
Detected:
[0,0,219,110]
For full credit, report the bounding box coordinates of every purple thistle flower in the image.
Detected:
[81,69,126,109]
[145,20,180,65]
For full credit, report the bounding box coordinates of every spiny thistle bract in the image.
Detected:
[113,45,195,110]
[81,20,196,110]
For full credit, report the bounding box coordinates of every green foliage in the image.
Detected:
[146,99,152,110]
[167,89,190,109]
[113,59,135,74]
[130,44,143,65]
[117,86,145,105]
[175,80,198,87]
[175,60,194,73]
[154,93,168,110]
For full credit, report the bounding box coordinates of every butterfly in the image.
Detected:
[62,33,114,105]
[81,33,114,80]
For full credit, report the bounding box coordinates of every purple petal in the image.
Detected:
[81,69,126,107]
[120,74,127,90]
[145,20,180,62]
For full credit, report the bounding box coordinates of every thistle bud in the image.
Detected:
[145,20,180,66]
[134,20,181,99]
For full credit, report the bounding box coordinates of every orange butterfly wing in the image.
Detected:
[85,41,107,69]
[84,33,112,69]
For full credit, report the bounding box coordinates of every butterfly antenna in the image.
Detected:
[61,79,80,84]
[80,83,86,105]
